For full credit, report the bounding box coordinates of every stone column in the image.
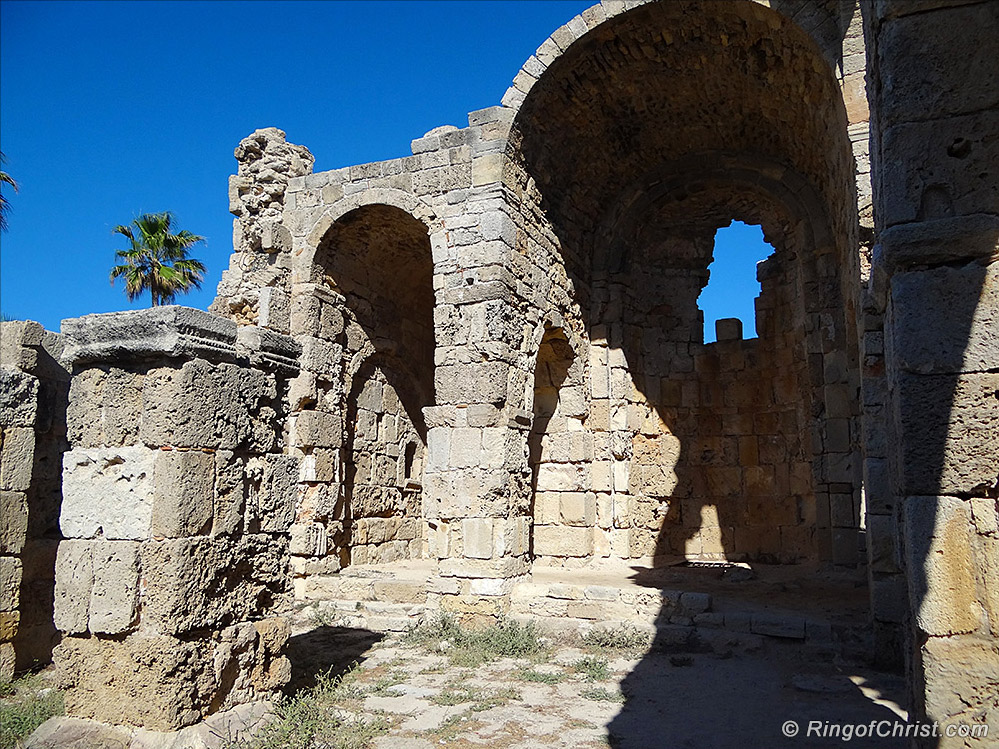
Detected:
[52,307,301,731]
[0,321,69,677]
[867,0,999,743]
[422,106,533,619]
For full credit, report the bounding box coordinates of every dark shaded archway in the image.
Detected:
[506,0,861,567]
[314,204,436,566]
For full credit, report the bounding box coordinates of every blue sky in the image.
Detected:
[1,0,769,337]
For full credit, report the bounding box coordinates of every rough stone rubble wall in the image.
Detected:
[864,0,999,742]
[50,307,300,730]
[0,321,68,678]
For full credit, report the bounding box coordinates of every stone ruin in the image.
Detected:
[1,0,996,744]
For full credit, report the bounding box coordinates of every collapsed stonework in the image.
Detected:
[1,0,997,744]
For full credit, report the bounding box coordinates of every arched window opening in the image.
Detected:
[698,221,775,343]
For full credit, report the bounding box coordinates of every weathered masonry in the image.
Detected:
[1,0,996,744]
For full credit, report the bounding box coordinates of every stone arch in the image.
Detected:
[497,0,862,564]
[527,325,592,565]
[500,0,860,113]
[306,202,437,567]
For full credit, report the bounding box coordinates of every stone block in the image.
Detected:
[292,409,342,448]
[235,325,301,375]
[881,112,999,228]
[53,623,287,732]
[462,518,493,559]
[559,492,596,526]
[876,4,998,129]
[892,372,999,496]
[970,498,998,536]
[0,557,20,617]
[920,634,999,726]
[0,490,28,554]
[889,262,999,375]
[903,496,982,636]
[141,534,288,635]
[53,540,93,634]
[533,525,592,557]
[866,514,899,574]
[0,370,39,428]
[715,318,742,342]
[214,451,246,536]
[979,536,999,637]
[61,307,238,367]
[0,426,34,492]
[152,449,215,538]
[535,463,588,492]
[870,574,908,624]
[88,541,139,634]
[141,359,278,452]
[61,446,156,540]
[255,454,299,533]
[258,286,290,334]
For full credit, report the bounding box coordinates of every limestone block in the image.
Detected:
[151,449,215,538]
[462,518,494,559]
[54,632,206,731]
[437,556,527,579]
[61,446,155,540]
[425,428,450,472]
[920,635,999,726]
[0,490,28,554]
[141,359,278,452]
[881,112,999,227]
[979,536,999,637]
[0,426,35,492]
[971,499,999,536]
[870,575,907,624]
[214,451,246,536]
[533,525,592,557]
[292,410,342,448]
[141,534,288,635]
[866,514,900,574]
[892,372,999,496]
[535,463,588,492]
[889,262,999,375]
[0,369,39,427]
[61,306,238,367]
[876,4,999,130]
[0,556,19,618]
[903,496,983,636]
[560,492,596,527]
[450,427,482,468]
[88,541,139,635]
[258,287,290,334]
[53,540,93,634]
[66,367,145,449]
[256,454,299,533]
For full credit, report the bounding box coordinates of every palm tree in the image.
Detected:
[0,152,19,232]
[109,212,206,307]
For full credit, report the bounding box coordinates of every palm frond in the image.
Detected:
[109,212,207,307]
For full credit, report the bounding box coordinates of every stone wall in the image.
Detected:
[51,307,300,730]
[0,321,69,678]
[865,0,999,743]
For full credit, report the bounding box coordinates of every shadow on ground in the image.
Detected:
[607,630,908,748]
[284,625,384,693]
